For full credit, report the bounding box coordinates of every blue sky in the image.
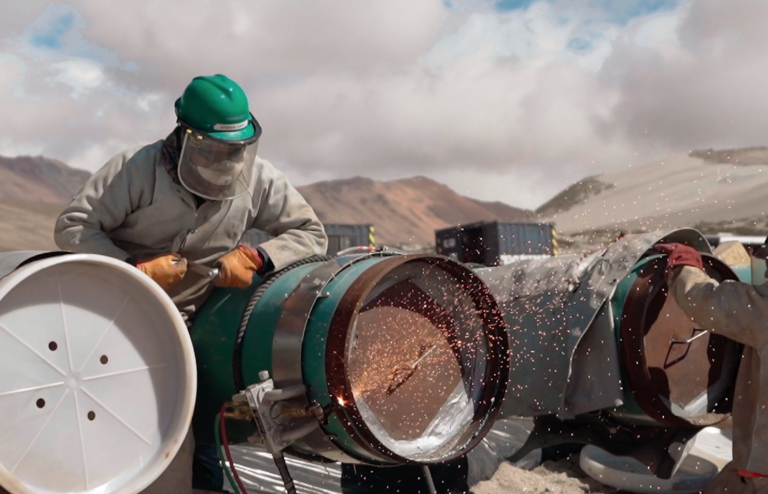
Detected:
[30,10,73,49]
[14,4,127,70]
[494,0,679,24]
[439,0,684,62]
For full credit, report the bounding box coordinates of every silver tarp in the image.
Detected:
[475,229,712,419]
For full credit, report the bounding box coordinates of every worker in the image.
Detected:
[54,74,328,493]
[652,242,768,493]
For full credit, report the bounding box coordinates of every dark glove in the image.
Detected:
[653,243,704,271]
[215,245,264,289]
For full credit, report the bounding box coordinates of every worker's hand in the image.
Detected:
[136,254,188,289]
[215,245,264,289]
[653,243,704,271]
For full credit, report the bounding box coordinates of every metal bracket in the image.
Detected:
[233,372,320,453]
[233,371,326,494]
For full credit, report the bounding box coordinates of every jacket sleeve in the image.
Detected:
[668,265,768,350]
[54,150,147,260]
[245,161,327,270]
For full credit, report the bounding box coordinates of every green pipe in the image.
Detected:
[476,238,742,429]
[608,254,742,428]
[190,254,510,465]
[608,255,662,427]
[191,263,319,445]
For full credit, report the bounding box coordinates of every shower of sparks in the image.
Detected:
[344,262,496,446]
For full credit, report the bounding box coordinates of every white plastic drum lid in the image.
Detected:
[0,254,196,494]
[579,444,720,494]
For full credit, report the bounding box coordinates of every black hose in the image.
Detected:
[232,255,334,391]
[422,466,437,494]
[273,451,298,494]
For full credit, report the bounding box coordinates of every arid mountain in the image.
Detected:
[296,176,531,244]
[537,147,768,236]
[0,155,90,204]
[8,146,768,252]
[0,156,90,251]
[0,156,530,249]
[0,199,66,252]
[467,198,532,223]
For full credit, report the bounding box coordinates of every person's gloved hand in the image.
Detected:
[653,243,704,271]
[215,245,263,289]
[136,254,188,289]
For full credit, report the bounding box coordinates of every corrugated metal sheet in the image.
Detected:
[435,221,555,266]
[240,224,374,256]
[325,224,374,254]
[495,222,555,257]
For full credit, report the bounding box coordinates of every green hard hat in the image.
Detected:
[174,74,259,141]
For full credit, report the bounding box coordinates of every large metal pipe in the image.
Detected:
[474,229,744,478]
[474,228,741,428]
[190,253,510,465]
[608,253,740,428]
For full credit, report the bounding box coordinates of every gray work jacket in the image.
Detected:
[54,140,327,317]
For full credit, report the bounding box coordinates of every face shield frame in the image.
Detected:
[751,243,768,286]
[176,115,262,201]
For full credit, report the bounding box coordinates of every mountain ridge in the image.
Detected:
[0,155,530,247]
[0,155,91,204]
[4,146,766,253]
[538,146,768,236]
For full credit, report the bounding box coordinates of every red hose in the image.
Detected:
[220,404,249,494]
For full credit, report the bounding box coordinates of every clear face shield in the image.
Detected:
[751,244,768,286]
[177,127,259,201]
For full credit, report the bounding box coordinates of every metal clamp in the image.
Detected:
[187,262,220,280]
[233,372,320,453]
[670,328,708,345]
[665,328,708,369]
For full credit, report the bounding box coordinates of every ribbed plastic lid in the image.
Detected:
[0,254,196,494]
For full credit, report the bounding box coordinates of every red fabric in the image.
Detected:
[653,243,704,271]
[238,244,264,270]
[738,469,768,478]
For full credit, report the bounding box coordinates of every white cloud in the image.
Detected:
[633,14,678,49]
[0,0,766,210]
[137,93,164,112]
[249,4,634,207]
[49,59,104,97]
[597,0,768,156]
[0,137,43,158]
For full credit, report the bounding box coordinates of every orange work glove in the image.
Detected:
[215,245,263,289]
[136,254,188,289]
